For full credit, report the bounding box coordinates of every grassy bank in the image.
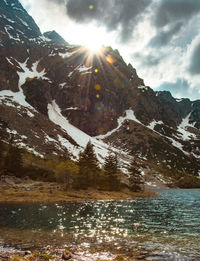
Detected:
[0,179,156,203]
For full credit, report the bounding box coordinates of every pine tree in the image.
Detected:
[104,152,121,191]
[104,153,118,174]
[77,141,99,189]
[4,142,23,176]
[0,141,4,172]
[128,160,144,192]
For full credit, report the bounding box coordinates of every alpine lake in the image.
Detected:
[0,189,200,260]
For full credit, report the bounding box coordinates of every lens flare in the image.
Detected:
[106,54,115,64]
[95,84,101,90]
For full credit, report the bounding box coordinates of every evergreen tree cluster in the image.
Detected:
[71,141,122,191]
[76,141,100,189]
[0,139,144,192]
[72,141,144,191]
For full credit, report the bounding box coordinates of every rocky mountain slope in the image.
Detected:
[0,0,200,186]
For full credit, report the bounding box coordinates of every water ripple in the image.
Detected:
[0,189,200,260]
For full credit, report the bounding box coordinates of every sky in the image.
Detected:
[19,0,200,100]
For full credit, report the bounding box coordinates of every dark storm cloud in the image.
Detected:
[157,79,193,99]
[154,0,200,28]
[189,40,200,75]
[149,22,183,47]
[148,0,200,49]
[65,0,152,42]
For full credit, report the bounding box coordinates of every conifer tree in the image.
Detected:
[128,160,144,191]
[5,142,23,176]
[0,141,4,171]
[77,141,99,189]
[104,152,121,191]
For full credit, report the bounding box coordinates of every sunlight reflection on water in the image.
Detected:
[0,189,200,260]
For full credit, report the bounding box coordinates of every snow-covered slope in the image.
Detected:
[1,0,200,180]
[48,100,131,166]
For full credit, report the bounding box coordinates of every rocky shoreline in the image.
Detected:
[0,175,157,261]
[0,246,82,261]
[0,244,141,261]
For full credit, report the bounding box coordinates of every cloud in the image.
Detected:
[157,79,195,99]
[133,53,162,67]
[47,0,65,4]
[188,40,200,75]
[65,0,152,42]
[19,0,200,100]
[148,0,200,48]
[154,0,200,28]
[149,22,183,47]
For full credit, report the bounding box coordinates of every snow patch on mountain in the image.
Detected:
[57,135,80,159]
[148,120,164,131]
[78,65,93,73]
[6,128,18,135]
[96,109,141,139]
[17,142,44,158]
[59,82,67,88]
[38,35,52,42]
[4,26,20,41]
[47,100,126,163]
[58,50,77,59]
[18,17,28,27]
[44,133,80,158]
[167,137,189,155]
[95,108,193,157]
[65,107,78,110]
[5,128,43,157]
[137,86,149,91]
[176,98,184,103]
[0,89,37,113]
[48,101,89,148]
[17,59,49,87]
[26,110,34,117]
[3,0,9,5]
[1,14,14,23]
[68,64,92,77]
[177,114,196,140]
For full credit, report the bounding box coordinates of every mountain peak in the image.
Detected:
[0,0,41,44]
[1,0,200,185]
[43,30,68,45]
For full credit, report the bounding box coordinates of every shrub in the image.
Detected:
[55,161,79,190]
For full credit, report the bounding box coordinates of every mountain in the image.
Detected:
[0,0,200,187]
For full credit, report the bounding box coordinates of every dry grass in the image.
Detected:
[0,182,157,203]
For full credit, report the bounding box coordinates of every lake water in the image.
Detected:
[0,189,200,260]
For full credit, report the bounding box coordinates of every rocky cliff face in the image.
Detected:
[0,0,200,184]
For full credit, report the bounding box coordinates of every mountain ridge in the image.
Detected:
[1,0,200,188]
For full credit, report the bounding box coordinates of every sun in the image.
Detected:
[85,40,103,53]
[67,24,114,54]
[82,25,106,53]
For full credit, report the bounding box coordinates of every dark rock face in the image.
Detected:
[43,30,68,45]
[0,56,19,91]
[191,101,200,129]
[22,79,52,115]
[0,0,200,177]
[0,0,41,41]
